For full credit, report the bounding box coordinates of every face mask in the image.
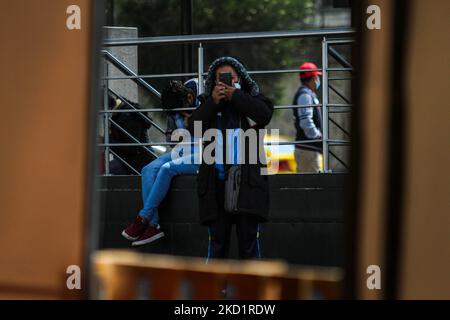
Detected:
[315,77,321,90]
[234,81,241,89]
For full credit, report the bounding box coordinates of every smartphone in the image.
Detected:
[219,72,232,86]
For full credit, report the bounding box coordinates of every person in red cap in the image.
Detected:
[292,62,323,172]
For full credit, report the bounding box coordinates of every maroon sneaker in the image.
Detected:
[132,225,165,246]
[122,216,148,241]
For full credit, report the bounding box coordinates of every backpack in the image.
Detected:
[110,98,153,169]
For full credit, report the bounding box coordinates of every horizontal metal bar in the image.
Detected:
[327,104,353,107]
[325,39,355,45]
[99,139,353,150]
[99,142,191,147]
[104,28,355,47]
[328,141,352,146]
[102,72,200,80]
[328,77,353,81]
[100,140,351,150]
[99,104,325,113]
[328,139,351,143]
[265,140,323,145]
[274,104,323,110]
[326,68,353,72]
[249,68,322,75]
[101,67,325,81]
[99,139,325,148]
[99,104,351,114]
[99,107,194,113]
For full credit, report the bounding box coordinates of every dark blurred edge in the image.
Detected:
[344,0,363,299]
[84,0,105,300]
[384,0,409,300]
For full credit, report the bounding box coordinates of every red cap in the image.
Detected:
[298,62,322,79]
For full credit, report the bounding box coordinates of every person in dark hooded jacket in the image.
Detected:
[187,56,274,260]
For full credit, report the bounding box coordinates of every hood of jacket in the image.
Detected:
[203,56,260,97]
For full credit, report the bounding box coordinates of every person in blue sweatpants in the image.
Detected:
[122,79,200,246]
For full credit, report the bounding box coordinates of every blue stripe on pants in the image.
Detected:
[206,227,212,264]
[256,224,262,259]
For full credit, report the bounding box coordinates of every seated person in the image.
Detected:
[121,79,200,246]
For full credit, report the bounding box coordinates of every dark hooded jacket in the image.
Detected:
[187,57,274,225]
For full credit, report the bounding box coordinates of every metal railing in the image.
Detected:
[100,28,354,175]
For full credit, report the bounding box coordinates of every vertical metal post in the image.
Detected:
[103,60,110,175]
[198,43,204,95]
[321,37,329,173]
[181,0,193,78]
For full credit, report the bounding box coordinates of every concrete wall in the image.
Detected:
[99,174,347,267]
[103,26,139,102]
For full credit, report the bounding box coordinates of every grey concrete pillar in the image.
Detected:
[103,26,139,103]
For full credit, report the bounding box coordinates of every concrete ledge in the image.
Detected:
[99,174,348,266]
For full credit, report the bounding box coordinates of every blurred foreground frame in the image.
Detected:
[0,0,105,299]
[92,250,342,300]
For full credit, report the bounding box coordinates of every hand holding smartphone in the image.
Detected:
[212,72,233,105]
